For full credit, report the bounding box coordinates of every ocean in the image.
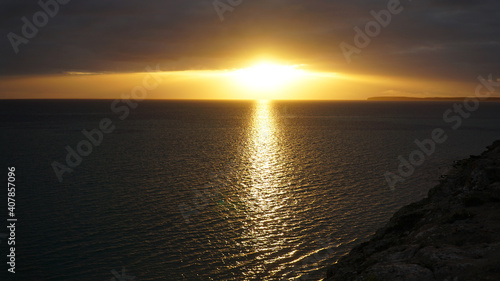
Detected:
[1,100,499,280]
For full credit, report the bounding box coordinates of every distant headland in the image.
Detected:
[367,96,500,101]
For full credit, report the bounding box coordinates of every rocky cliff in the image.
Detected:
[325,141,500,281]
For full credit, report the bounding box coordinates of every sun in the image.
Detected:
[232,62,306,92]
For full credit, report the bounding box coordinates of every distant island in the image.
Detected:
[368,96,500,101]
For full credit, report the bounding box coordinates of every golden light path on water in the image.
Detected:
[237,100,300,279]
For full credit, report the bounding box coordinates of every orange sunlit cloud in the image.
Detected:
[0,61,476,100]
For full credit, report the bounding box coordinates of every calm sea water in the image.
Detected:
[1,100,499,280]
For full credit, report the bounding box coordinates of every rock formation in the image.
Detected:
[325,140,500,281]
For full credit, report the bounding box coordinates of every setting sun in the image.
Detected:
[232,62,306,92]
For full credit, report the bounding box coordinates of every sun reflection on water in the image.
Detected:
[250,100,280,192]
[238,100,296,278]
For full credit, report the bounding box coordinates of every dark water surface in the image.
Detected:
[1,100,499,280]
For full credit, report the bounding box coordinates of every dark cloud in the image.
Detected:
[0,0,499,80]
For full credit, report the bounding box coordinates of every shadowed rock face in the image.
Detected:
[325,140,500,281]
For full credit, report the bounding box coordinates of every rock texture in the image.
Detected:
[325,141,500,281]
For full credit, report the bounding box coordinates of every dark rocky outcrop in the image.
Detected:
[325,141,500,281]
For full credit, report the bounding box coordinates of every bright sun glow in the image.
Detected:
[232,62,306,92]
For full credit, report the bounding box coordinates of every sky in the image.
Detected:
[0,0,499,100]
